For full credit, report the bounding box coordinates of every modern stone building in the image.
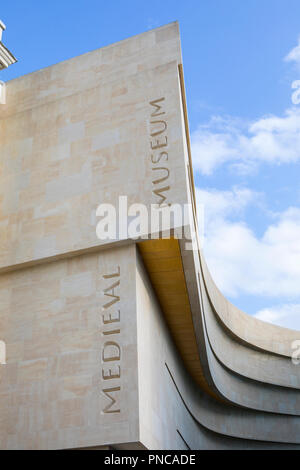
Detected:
[0,21,300,450]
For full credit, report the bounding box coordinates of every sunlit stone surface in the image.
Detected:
[0,22,300,450]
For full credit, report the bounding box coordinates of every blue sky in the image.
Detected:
[2,1,300,329]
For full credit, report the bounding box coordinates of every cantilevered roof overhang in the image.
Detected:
[137,53,300,436]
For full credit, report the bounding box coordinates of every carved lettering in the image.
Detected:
[102,341,121,362]
[101,267,121,414]
[103,267,120,279]
[103,329,121,336]
[149,98,170,206]
[102,365,121,381]
[103,280,120,309]
[102,387,121,414]
[152,167,170,185]
[102,309,120,324]
[151,151,168,164]
[149,97,166,117]
[150,135,168,150]
[150,120,167,137]
[153,186,171,206]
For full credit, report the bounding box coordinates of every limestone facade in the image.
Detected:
[0,22,300,449]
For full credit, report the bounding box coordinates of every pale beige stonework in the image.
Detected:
[0,245,140,449]
[1,22,300,450]
[0,22,188,272]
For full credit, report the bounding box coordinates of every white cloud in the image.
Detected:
[197,186,260,225]
[191,108,300,175]
[254,304,300,331]
[190,36,300,175]
[193,35,300,330]
[197,187,300,300]
[285,36,300,69]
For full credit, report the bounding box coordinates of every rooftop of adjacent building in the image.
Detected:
[0,19,17,70]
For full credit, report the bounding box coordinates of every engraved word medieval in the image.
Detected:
[101,267,121,414]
